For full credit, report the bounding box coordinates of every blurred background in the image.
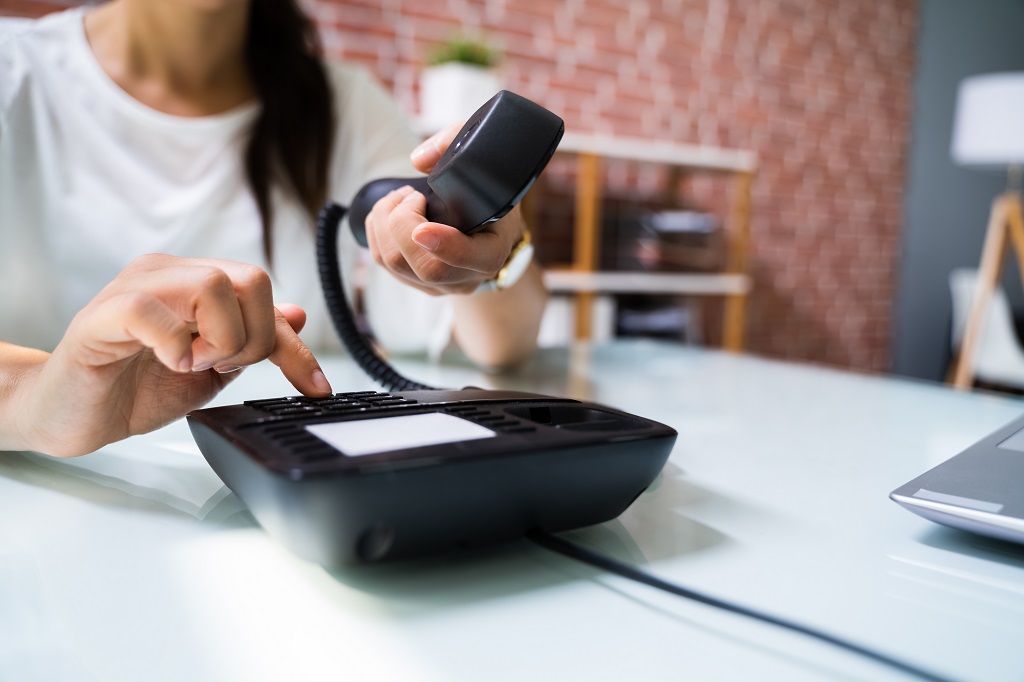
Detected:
[3,0,1024,387]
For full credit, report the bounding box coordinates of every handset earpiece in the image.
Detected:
[347,90,565,247]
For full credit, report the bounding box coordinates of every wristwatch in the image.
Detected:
[475,230,535,293]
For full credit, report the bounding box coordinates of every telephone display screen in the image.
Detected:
[306,413,496,457]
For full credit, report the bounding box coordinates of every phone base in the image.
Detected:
[187,389,676,565]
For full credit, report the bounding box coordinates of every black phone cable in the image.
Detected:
[529,532,956,682]
[315,201,437,393]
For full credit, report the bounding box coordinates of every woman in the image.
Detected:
[0,0,547,457]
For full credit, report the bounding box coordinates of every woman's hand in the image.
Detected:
[361,122,548,369]
[363,121,528,296]
[6,254,331,458]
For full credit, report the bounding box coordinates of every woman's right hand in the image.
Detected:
[3,254,332,458]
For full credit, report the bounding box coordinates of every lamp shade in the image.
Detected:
[951,72,1024,168]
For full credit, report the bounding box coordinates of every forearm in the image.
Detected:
[451,261,547,370]
[0,342,49,452]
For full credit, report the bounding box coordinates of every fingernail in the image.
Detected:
[311,368,332,395]
[178,351,194,373]
[412,228,440,252]
[213,365,243,374]
[400,189,420,203]
[411,143,429,160]
[192,362,213,372]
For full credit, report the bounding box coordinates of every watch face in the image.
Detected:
[497,243,535,289]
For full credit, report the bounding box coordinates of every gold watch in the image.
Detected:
[475,230,534,293]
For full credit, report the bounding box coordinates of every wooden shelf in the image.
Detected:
[558,132,758,174]
[550,133,757,351]
[544,270,752,296]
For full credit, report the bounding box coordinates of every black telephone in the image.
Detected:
[187,91,677,565]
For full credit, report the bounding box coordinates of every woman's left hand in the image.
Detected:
[362,122,527,296]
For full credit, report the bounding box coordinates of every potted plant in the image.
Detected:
[420,36,502,132]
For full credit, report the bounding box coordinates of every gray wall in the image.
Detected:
[892,0,1024,381]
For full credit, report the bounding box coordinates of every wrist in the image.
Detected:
[475,228,535,294]
[0,344,50,453]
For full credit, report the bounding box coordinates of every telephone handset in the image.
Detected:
[187,92,677,565]
[345,89,565,246]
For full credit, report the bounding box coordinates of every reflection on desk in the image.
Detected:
[2,339,1024,682]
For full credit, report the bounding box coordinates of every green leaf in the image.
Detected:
[427,36,499,68]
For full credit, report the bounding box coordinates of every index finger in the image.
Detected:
[401,200,524,275]
[407,221,509,276]
[267,307,333,397]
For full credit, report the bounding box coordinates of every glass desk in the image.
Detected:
[2,339,1023,681]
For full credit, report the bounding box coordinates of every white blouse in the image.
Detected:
[0,8,450,356]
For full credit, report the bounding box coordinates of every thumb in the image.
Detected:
[410,120,465,173]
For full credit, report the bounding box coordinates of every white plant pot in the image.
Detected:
[419,63,502,132]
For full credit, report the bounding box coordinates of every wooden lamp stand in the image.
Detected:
[949,190,1024,389]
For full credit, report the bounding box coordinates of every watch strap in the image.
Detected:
[474,230,534,294]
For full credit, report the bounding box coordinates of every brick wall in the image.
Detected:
[1,0,918,372]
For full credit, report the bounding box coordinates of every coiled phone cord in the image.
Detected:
[314,201,437,393]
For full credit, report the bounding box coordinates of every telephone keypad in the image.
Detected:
[239,392,537,452]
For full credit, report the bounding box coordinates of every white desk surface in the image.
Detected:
[3,340,1024,682]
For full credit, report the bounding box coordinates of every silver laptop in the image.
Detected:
[891,413,1024,544]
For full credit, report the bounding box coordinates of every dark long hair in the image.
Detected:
[244,0,333,264]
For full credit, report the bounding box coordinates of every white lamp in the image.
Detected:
[951,72,1024,180]
[949,72,1024,389]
